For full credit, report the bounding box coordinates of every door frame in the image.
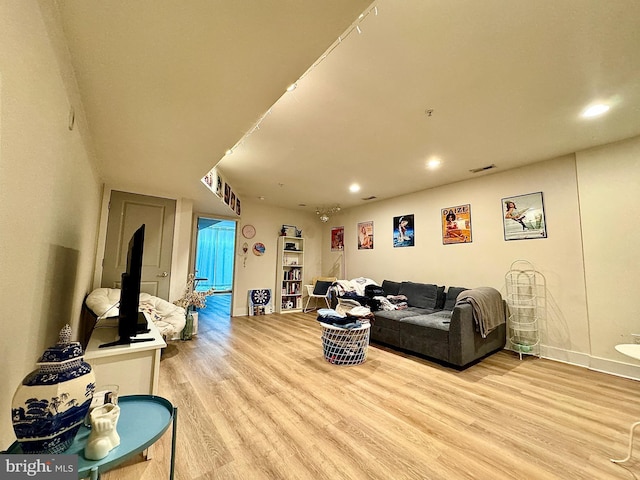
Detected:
[189,213,238,305]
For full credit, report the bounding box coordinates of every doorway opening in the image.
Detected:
[193,217,236,319]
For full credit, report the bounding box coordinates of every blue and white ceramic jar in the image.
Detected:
[11,324,96,454]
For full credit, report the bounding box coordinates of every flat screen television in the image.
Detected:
[99,224,153,348]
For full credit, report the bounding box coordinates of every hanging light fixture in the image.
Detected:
[315,205,341,222]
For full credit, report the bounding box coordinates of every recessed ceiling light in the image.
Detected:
[286,83,297,92]
[349,183,361,193]
[426,157,441,169]
[582,104,610,118]
[225,149,233,155]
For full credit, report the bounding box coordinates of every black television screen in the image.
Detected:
[100,224,153,348]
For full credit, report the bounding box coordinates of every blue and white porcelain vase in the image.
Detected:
[11,324,96,454]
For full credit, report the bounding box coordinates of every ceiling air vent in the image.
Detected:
[469,164,497,173]
[362,196,377,201]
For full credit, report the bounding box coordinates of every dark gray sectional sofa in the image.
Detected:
[371,280,506,368]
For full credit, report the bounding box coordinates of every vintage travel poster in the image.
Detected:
[502,192,547,240]
[331,226,344,251]
[393,214,414,247]
[357,221,374,250]
[441,204,472,244]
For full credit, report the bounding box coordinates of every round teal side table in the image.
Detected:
[5,395,177,480]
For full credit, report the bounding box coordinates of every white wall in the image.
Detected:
[170,198,195,302]
[325,155,590,355]
[231,200,322,317]
[576,136,640,375]
[0,2,103,447]
[322,138,640,378]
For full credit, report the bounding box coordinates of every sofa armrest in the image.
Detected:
[448,302,507,366]
[448,304,474,363]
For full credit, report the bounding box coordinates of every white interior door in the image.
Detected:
[101,190,176,299]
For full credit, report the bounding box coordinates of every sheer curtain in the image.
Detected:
[195,218,236,292]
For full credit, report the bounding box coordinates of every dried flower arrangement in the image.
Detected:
[173,273,216,310]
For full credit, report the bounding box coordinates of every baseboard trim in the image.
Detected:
[589,355,640,381]
[540,345,590,368]
[541,345,640,381]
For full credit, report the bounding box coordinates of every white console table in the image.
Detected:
[84,317,166,396]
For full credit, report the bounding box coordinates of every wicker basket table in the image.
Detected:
[320,322,371,365]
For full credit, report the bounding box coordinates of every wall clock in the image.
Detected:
[242,224,256,239]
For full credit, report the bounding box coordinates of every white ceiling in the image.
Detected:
[55,0,640,215]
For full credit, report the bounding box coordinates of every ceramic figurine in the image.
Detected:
[11,324,96,454]
[84,403,121,460]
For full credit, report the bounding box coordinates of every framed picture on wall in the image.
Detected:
[357,221,374,250]
[331,226,344,251]
[502,192,547,240]
[224,182,231,204]
[441,204,472,244]
[393,214,414,247]
[216,173,223,197]
[203,171,213,189]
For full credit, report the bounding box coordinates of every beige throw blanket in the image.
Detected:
[455,287,505,338]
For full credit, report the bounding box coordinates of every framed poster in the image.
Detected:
[230,192,236,211]
[502,192,547,241]
[203,171,213,189]
[235,198,241,216]
[357,221,374,250]
[331,226,344,251]
[224,182,231,204]
[216,173,223,197]
[393,214,414,247]
[441,204,472,244]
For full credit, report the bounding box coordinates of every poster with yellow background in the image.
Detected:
[441,204,472,244]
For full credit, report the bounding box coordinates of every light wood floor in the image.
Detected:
[104,297,640,479]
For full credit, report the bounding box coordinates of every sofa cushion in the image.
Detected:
[399,281,440,309]
[436,286,446,310]
[398,316,450,361]
[369,323,401,346]
[401,312,452,332]
[444,286,469,310]
[381,280,401,296]
[375,307,427,324]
